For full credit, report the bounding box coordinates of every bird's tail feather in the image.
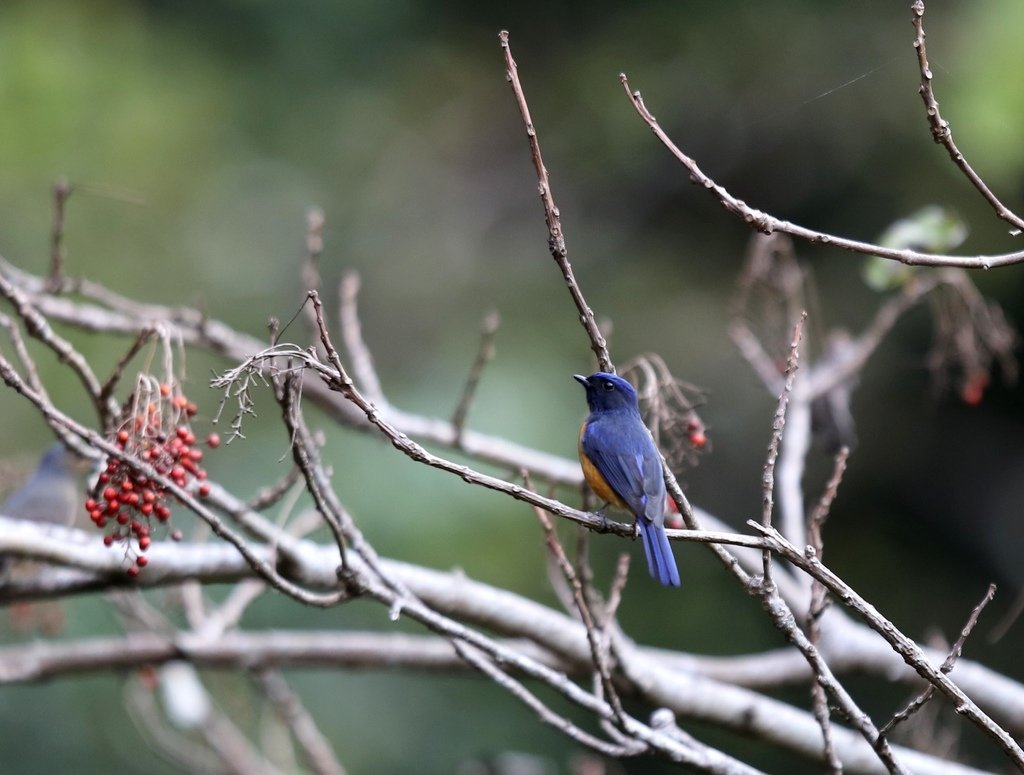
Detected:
[638,519,681,587]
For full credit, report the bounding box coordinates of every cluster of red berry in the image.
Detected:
[84,386,220,576]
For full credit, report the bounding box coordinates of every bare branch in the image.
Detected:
[751,522,1024,768]
[47,178,72,291]
[0,514,1014,775]
[252,669,347,775]
[807,447,851,775]
[527,475,629,731]
[879,583,998,737]
[499,30,612,371]
[760,312,806,582]
[910,1,1024,234]
[451,309,500,444]
[0,270,107,415]
[620,75,1024,269]
[337,271,384,404]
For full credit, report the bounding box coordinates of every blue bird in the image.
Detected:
[574,372,680,587]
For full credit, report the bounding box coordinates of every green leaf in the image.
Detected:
[863,206,968,290]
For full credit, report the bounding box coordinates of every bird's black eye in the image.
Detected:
[602,380,615,391]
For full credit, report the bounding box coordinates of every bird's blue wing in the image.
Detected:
[581,412,664,521]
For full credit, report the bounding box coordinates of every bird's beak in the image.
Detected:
[573,374,589,388]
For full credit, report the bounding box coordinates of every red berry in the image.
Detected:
[103,535,115,547]
[126,566,140,577]
[198,483,211,497]
[136,555,149,568]
[206,433,220,449]
[961,373,988,406]
[103,486,118,502]
[159,383,172,397]
[139,536,151,550]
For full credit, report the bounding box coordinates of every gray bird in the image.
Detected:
[1,443,89,577]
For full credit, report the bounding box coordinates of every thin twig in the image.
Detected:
[97,327,156,426]
[879,583,998,737]
[804,274,942,399]
[337,271,385,404]
[451,310,500,445]
[499,31,612,370]
[273,372,349,572]
[246,466,304,512]
[910,1,1024,234]
[123,678,225,775]
[302,207,325,347]
[760,313,806,582]
[0,312,49,403]
[452,640,644,759]
[253,669,347,775]
[807,447,850,775]
[0,270,108,416]
[47,178,72,291]
[526,473,630,732]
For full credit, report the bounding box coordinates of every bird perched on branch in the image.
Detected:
[574,372,680,587]
[1,442,89,630]
[1,442,87,537]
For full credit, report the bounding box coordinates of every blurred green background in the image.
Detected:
[1,1,1023,772]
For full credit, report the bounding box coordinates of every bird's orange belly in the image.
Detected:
[578,429,630,511]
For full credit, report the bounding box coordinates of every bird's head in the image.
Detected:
[573,372,640,413]
[37,443,92,480]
